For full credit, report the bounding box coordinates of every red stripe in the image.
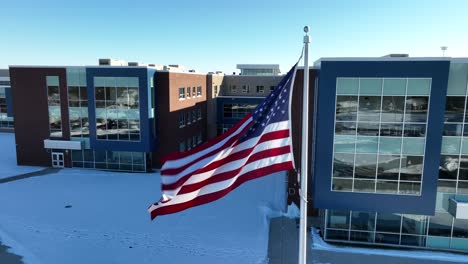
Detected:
[177,146,292,195]
[161,118,255,176]
[161,129,290,191]
[150,161,293,220]
[161,114,252,164]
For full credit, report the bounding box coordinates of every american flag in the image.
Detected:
[148,64,298,220]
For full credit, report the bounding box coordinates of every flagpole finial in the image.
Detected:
[303,26,309,34]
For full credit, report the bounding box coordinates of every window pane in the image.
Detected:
[445,97,465,122]
[383,78,406,95]
[333,153,354,178]
[380,123,402,137]
[403,123,426,137]
[405,97,428,122]
[350,231,374,242]
[377,155,400,180]
[381,96,404,122]
[332,178,352,191]
[453,218,468,238]
[358,96,381,122]
[407,79,431,95]
[375,233,400,244]
[441,137,461,154]
[355,136,378,153]
[439,155,459,180]
[337,78,358,94]
[428,213,452,237]
[399,182,421,195]
[335,122,356,135]
[360,78,382,95]
[334,135,356,153]
[379,137,402,154]
[357,122,379,136]
[459,156,468,181]
[326,229,349,240]
[402,215,427,235]
[376,213,401,233]
[327,210,350,229]
[443,123,463,136]
[336,96,358,121]
[353,179,375,192]
[354,154,377,179]
[351,211,375,231]
[400,156,423,181]
[401,235,426,247]
[376,180,398,193]
[402,138,425,155]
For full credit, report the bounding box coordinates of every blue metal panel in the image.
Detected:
[5,87,14,117]
[86,67,154,152]
[313,60,450,216]
[216,97,264,125]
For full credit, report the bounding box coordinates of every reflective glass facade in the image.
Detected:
[67,68,89,137]
[0,85,13,128]
[332,78,431,195]
[323,61,468,252]
[46,76,62,137]
[94,77,140,141]
[71,149,146,172]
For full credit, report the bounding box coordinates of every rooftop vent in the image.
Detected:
[382,54,409,58]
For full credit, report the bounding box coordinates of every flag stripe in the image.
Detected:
[149,161,293,219]
[161,129,290,191]
[178,145,292,195]
[150,153,293,210]
[161,114,253,166]
[161,120,290,184]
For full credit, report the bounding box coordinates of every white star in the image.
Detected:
[277,106,280,110]
[261,123,265,126]
[281,110,285,114]
[282,99,285,103]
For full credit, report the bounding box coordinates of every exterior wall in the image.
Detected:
[0,69,14,131]
[9,67,72,167]
[152,71,207,167]
[86,67,154,153]
[221,75,283,97]
[314,60,451,216]
[206,74,224,140]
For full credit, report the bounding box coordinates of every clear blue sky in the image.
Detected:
[1,0,467,73]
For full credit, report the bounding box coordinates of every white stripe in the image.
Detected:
[148,153,293,213]
[162,117,253,170]
[162,136,292,197]
[161,121,290,185]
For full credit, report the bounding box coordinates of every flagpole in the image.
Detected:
[298,26,310,264]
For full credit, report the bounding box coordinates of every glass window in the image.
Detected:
[428,212,452,237]
[383,78,406,96]
[401,215,428,235]
[399,156,423,181]
[186,87,191,98]
[353,180,375,192]
[351,211,375,231]
[332,178,352,191]
[179,112,185,127]
[179,87,185,99]
[403,123,426,137]
[355,136,378,153]
[375,233,400,244]
[336,96,358,121]
[337,78,359,95]
[459,156,468,180]
[333,153,354,178]
[327,210,350,229]
[407,79,431,95]
[445,97,465,122]
[349,231,374,242]
[376,180,398,193]
[357,122,379,136]
[186,112,191,124]
[376,213,401,233]
[444,123,463,136]
[242,85,249,93]
[453,218,468,238]
[270,86,275,92]
[439,155,459,180]
[400,235,426,247]
[359,78,382,95]
[326,229,349,240]
[335,122,356,135]
[197,86,202,96]
[354,154,377,179]
[231,85,237,93]
[405,97,428,122]
[179,141,186,152]
[377,154,400,180]
[358,96,381,122]
[256,85,264,93]
[381,96,404,122]
[379,137,401,154]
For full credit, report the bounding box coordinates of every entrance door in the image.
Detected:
[51,152,64,168]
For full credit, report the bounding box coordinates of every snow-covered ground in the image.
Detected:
[0,133,44,179]
[0,133,287,264]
